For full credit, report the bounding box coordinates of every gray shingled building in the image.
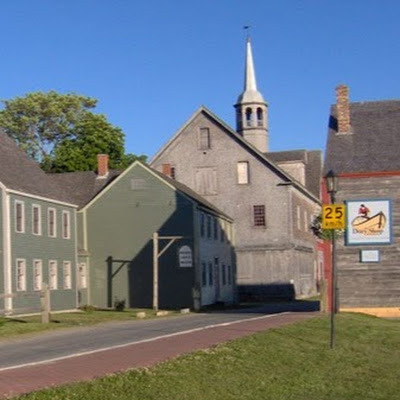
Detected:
[324,84,400,314]
[151,37,323,300]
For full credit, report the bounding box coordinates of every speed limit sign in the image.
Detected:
[322,204,346,229]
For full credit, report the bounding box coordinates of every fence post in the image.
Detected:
[40,283,51,323]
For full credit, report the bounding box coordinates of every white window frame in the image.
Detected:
[16,259,26,291]
[15,201,25,233]
[63,261,72,289]
[33,259,42,291]
[296,206,301,230]
[237,161,249,184]
[48,208,57,238]
[32,204,42,235]
[79,262,87,289]
[49,260,58,290]
[62,210,71,239]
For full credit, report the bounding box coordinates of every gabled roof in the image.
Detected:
[150,106,320,203]
[47,170,120,208]
[324,100,400,175]
[267,149,322,198]
[0,129,74,204]
[48,161,232,220]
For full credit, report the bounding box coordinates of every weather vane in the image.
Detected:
[243,25,251,40]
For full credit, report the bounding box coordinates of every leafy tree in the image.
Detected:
[0,91,146,172]
[49,113,147,172]
[0,91,97,161]
[310,214,344,240]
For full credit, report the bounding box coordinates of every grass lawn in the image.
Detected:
[15,313,400,400]
[0,308,179,340]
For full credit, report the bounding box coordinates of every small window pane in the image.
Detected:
[33,260,42,291]
[49,261,58,290]
[62,211,70,239]
[15,202,25,233]
[48,208,57,237]
[253,205,266,227]
[63,261,72,289]
[237,161,249,184]
[16,259,26,291]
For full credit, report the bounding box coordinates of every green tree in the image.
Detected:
[0,91,146,172]
[49,113,147,172]
[0,91,97,161]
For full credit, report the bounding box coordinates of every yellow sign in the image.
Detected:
[322,204,346,229]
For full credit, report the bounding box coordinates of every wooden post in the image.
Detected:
[40,283,51,324]
[153,232,159,311]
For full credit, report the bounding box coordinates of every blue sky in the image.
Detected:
[1,1,399,159]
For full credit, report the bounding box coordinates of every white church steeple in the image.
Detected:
[234,35,269,152]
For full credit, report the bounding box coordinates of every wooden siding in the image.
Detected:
[336,175,400,307]
[8,193,77,313]
[83,165,197,310]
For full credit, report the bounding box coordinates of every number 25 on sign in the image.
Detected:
[322,204,346,229]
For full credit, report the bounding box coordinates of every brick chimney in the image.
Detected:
[162,163,172,177]
[97,154,109,178]
[336,84,351,133]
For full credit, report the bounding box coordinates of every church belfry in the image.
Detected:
[234,36,269,152]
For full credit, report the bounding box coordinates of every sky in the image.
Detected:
[1,0,400,159]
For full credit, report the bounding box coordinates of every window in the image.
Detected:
[195,167,218,195]
[213,218,218,240]
[304,210,308,231]
[297,206,301,230]
[220,221,225,242]
[49,260,58,290]
[48,208,57,237]
[63,261,72,289]
[237,161,249,184]
[245,108,253,126]
[16,259,26,291]
[253,205,266,227]
[170,166,176,180]
[32,205,41,235]
[201,262,207,287]
[227,265,232,285]
[199,127,210,149]
[206,215,212,238]
[222,264,226,285]
[200,213,205,238]
[33,260,42,291]
[208,262,213,286]
[79,263,87,289]
[257,107,263,126]
[15,201,25,233]
[62,211,71,239]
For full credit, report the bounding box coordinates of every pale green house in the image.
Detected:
[0,131,78,315]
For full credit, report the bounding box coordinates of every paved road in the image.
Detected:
[0,304,320,398]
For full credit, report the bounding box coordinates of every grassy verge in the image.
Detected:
[0,308,179,340]
[16,313,400,400]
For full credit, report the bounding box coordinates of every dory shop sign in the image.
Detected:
[346,199,392,245]
[178,245,193,268]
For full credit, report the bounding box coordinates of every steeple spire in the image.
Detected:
[234,34,269,152]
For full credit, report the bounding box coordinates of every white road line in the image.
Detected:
[0,312,289,372]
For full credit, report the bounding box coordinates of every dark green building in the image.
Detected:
[51,158,236,310]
